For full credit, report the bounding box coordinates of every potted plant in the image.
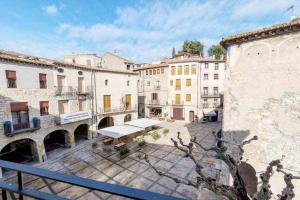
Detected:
[119,147,130,158]
[3,121,12,136]
[32,117,41,129]
[138,140,146,147]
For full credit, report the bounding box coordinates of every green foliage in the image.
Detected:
[208,45,226,60]
[172,47,176,58]
[138,140,146,147]
[119,147,130,156]
[151,131,161,141]
[162,128,169,137]
[181,40,204,55]
[3,121,12,135]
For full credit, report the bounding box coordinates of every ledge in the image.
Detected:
[5,127,40,137]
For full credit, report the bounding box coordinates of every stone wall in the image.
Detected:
[223,31,300,197]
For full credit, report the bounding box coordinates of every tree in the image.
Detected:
[140,131,300,200]
[172,47,176,58]
[181,40,204,56]
[208,45,226,60]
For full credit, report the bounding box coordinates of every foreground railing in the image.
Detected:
[0,160,182,200]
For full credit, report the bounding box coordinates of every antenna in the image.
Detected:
[286,5,296,20]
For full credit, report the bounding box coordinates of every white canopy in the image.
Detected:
[203,109,217,116]
[97,125,144,139]
[125,118,162,128]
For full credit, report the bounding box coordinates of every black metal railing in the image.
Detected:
[0,160,183,200]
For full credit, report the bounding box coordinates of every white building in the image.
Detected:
[0,50,138,166]
[221,18,300,197]
[135,55,225,122]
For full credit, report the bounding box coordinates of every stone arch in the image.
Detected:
[238,162,258,197]
[43,129,70,157]
[276,35,300,64]
[124,114,132,122]
[74,124,89,144]
[0,138,38,164]
[98,116,114,129]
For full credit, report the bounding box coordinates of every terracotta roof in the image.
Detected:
[133,63,169,71]
[0,50,138,75]
[220,18,300,48]
[168,56,225,64]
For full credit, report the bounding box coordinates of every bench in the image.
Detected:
[114,142,126,150]
[102,138,113,145]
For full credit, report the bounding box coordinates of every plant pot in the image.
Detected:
[3,121,12,136]
[32,117,41,128]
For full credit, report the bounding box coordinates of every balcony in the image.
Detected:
[202,103,210,108]
[55,110,92,125]
[98,104,138,115]
[201,92,221,98]
[55,86,76,98]
[77,86,93,98]
[172,100,184,106]
[153,85,161,90]
[148,99,160,105]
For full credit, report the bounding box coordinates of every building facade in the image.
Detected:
[0,50,138,166]
[221,18,300,197]
[135,56,225,122]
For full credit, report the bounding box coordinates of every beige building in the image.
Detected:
[135,55,225,122]
[221,18,300,197]
[64,52,134,71]
[0,50,138,167]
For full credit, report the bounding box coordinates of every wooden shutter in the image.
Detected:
[171,66,176,75]
[175,94,181,104]
[104,95,111,112]
[161,68,164,74]
[177,66,182,75]
[39,73,47,81]
[126,95,131,110]
[6,70,16,79]
[186,94,191,101]
[175,79,181,90]
[170,80,173,86]
[184,65,189,75]
[191,65,196,74]
[186,79,191,86]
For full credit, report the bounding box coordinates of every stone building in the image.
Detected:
[135,55,225,122]
[0,50,138,167]
[221,18,300,197]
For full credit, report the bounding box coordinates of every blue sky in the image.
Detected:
[0,0,299,62]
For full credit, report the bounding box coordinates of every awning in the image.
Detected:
[203,109,217,116]
[125,118,162,128]
[97,125,144,139]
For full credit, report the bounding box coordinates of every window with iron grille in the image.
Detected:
[6,70,17,88]
[39,73,47,89]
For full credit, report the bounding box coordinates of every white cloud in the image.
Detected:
[57,0,299,62]
[44,4,58,15]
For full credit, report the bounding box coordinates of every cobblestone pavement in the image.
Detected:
[4,122,224,200]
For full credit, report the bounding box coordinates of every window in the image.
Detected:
[149,70,152,75]
[6,70,17,88]
[205,63,209,69]
[186,79,191,86]
[127,80,130,86]
[147,81,150,86]
[204,74,209,80]
[203,87,208,95]
[214,87,219,95]
[214,74,219,80]
[215,63,219,70]
[186,94,191,102]
[177,66,182,75]
[72,58,76,64]
[39,73,47,89]
[184,65,189,75]
[152,93,158,101]
[58,100,69,114]
[79,99,86,111]
[127,65,131,70]
[153,69,156,75]
[78,77,84,93]
[175,79,181,90]
[214,98,218,102]
[157,69,160,74]
[175,94,181,104]
[57,75,65,93]
[161,68,164,74]
[204,98,208,102]
[125,94,131,110]
[86,59,91,66]
[40,101,49,116]
[146,70,148,75]
[171,66,176,75]
[155,80,160,89]
[10,102,29,130]
[170,80,173,86]
[203,98,208,108]
[191,65,196,75]
[103,95,111,112]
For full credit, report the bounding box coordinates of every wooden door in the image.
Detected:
[189,111,194,122]
[104,95,111,112]
[175,94,181,105]
[175,79,181,90]
[78,77,84,93]
[173,108,183,120]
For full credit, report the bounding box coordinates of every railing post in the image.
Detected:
[1,189,7,200]
[17,171,23,200]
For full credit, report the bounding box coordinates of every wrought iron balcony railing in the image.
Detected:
[148,99,160,105]
[0,160,182,200]
[201,92,221,98]
[153,85,161,90]
[55,86,93,98]
[98,104,138,115]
